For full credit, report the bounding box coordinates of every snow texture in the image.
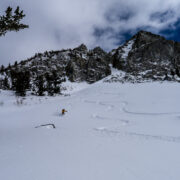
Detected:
[121,40,134,59]
[0,82,180,180]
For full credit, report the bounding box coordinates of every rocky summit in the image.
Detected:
[0,31,180,96]
[111,31,180,82]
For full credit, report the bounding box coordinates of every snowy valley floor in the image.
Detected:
[1,82,180,180]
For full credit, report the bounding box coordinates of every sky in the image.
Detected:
[1,0,180,66]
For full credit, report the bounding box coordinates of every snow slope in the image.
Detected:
[121,40,134,59]
[0,82,180,180]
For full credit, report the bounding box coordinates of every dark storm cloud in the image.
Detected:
[1,0,180,65]
[150,10,175,23]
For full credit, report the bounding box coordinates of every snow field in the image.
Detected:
[0,82,180,180]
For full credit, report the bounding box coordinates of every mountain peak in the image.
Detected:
[111,30,180,82]
[132,30,165,42]
[137,30,154,36]
[74,44,88,52]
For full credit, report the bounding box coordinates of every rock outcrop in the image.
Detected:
[0,44,111,95]
[111,31,180,81]
[1,30,180,96]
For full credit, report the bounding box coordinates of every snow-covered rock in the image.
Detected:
[111,31,180,81]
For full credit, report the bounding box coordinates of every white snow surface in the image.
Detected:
[61,80,90,94]
[121,40,134,59]
[1,82,180,180]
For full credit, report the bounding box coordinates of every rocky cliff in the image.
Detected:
[0,31,180,96]
[110,31,180,82]
[0,44,111,95]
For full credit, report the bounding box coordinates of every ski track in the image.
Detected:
[94,127,180,143]
[91,114,130,124]
[123,107,180,116]
[84,99,126,109]
[103,92,124,96]
[87,94,180,144]
[84,98,180,117]
[83,100,97,104]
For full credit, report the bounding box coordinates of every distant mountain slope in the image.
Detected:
[0,44,111,96]
[0,31,180,96]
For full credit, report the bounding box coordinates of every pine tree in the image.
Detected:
[10,70,30,96]
[45,71,61,96]
[36,75,45,96]
[0,65,5,73]
[8,63,11,69]
[0,6,28,36]
[175,68,180,77]
[3,76,9,89]
[14,61,18,67]
[52,71,60,94]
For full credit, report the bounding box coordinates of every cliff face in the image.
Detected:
[111,31,180,81]
[65,45,111,83]
[0,44,111,95]
[0,31,180,96]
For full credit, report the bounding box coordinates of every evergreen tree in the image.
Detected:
[175,68,180,77]
[45,71,61,96]
[10,70,30,96]
[0,6,28,36]
[52,71,60,94]
[35,75,45,96]
[14,61,18,67]
[8,63,11,69]
[0,65,5,73]
[3,76,9,89]
[171,69,175,77]
[45,73,54,96]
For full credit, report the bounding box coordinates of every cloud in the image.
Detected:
[0,0,180,65]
